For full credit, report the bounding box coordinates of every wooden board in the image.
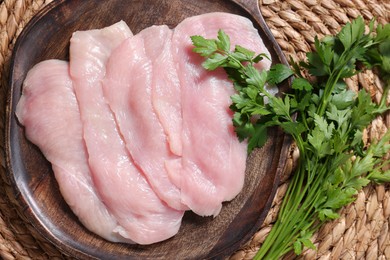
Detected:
[5,0,291,259]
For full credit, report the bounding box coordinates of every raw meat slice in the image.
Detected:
[15,60,131,243]
[69,22,184,244]
[150,27,183,156]
[170,12,271,216]
[103,25,186,211]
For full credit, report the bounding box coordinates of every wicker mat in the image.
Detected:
[0,0,389,259]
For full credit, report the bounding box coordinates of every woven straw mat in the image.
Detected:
[0,0,389,259]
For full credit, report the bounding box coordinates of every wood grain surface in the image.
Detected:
[5,0,291,259]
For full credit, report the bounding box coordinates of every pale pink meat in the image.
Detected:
[15,60,131,243]
[102,25,186,211]
[69,22,183,244]
[169,12,271,216]
[150,28,183,156]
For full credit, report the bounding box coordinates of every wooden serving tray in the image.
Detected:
[5,0,291,259]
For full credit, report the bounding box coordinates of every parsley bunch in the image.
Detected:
[191,17,390,259]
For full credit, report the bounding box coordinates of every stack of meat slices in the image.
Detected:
[16,12,271,245]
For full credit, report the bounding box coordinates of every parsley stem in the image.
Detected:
[256,148,330,259]
[379,83,389,109]
[317,69,343,116]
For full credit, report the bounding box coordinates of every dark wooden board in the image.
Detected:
[5,0,291,259]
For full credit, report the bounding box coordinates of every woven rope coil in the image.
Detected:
[0,0,389,259]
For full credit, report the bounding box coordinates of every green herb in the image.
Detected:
[191,17,390,259]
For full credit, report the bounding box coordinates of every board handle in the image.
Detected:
[234,0,289,68]
[233,0,259,16]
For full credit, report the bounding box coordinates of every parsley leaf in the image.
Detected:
[291,77,313,91]
[267,64,294,85]
[191,35,217,57]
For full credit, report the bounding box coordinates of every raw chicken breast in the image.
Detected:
[102,25,186,211]
[15,60,130,243]
[150,27,183,156]
[170,12,271,216]
[69,22,183,244]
